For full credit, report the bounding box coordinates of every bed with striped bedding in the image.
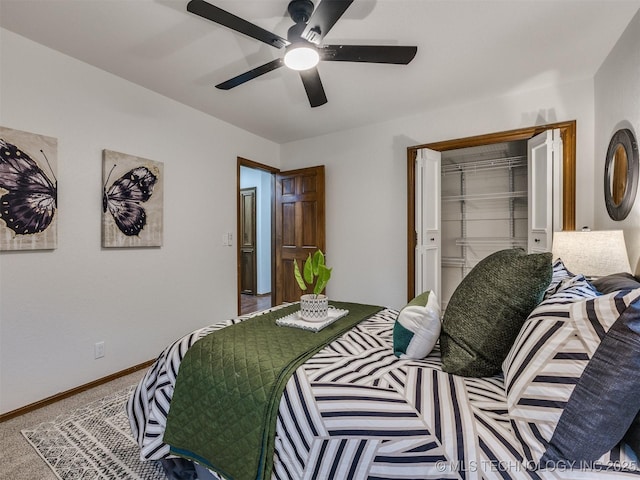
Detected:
[127,273,640,479]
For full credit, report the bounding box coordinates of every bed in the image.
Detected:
[127,250,640,480]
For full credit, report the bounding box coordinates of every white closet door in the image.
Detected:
[528,129,562,253]
[415,148,441,302]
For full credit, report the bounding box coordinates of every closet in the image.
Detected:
[414,129,563,308]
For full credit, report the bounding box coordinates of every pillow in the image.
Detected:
[540,273,599,306]
[439,248,552,377]
[393,290,440,359]
[502,272,598,390]
[541,297,640,466]
[591,272,640,294]
[624,412,640,458]
[504,287,640,470]
[544,258,573,298]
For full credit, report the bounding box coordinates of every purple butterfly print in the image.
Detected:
[103,165,157,236]
[0,138,57,235]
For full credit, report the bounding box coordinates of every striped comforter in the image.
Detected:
[127,300,640,479]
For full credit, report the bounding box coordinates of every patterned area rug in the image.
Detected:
[22,385,165,480]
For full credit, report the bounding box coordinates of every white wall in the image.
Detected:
[0,29,279,414]
[281,79,596,310]
[3,14,625,413]
[594,10,640,272]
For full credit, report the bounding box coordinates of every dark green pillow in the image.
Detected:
[440,248,552,377]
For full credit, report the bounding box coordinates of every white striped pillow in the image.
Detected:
[503,285,640,470]
[544,258,573,298]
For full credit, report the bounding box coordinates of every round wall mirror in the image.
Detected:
[605,128,639,220]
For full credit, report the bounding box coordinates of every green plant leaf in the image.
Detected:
[303,253,314,285]
[311,250,324,276]
[293,249,331,297]
[313,265,332,295]
[293,259,307,291]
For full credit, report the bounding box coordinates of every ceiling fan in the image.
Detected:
[186,0,418,107]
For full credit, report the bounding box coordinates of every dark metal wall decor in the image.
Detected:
[604,128,639,221]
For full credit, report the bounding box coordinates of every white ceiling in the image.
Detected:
[1,0,639,144]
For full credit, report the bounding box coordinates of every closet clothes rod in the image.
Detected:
[442,190,527,202]
[441,155,527,174]
[454,237,527,247]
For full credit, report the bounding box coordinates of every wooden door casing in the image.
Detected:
[406,121,577,301]
[275,166,326,304]
[236,158,279,315]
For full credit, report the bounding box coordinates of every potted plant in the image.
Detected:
[294,250,332,321]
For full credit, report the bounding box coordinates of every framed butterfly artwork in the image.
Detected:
[102,150,164,248]
[0,126,58,251]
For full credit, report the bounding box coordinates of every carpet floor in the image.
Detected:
[22,385,165,479]
[0,369,156,480]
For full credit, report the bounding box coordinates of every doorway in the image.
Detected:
[238,158,278,315]
[406,121,577,302]
[237,159,327,315]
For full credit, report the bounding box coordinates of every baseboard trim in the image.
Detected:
[0,359,154,423]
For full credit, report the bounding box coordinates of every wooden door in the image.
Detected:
[275,166,326,304]
[240,187,257,294]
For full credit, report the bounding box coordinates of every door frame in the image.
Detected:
[237,157,279,314]
[406,120,577,301]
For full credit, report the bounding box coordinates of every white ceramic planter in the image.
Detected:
[300,294,329,321]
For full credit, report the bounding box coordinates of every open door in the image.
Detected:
[275,166,326,304]
[415,148,441,304]
[528,129,562,253]
[407,121,576,302]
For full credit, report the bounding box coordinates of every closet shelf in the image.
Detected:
[442,216,527,222]
[454,237,527,247]
[441,155,527,175]
[442,256,466,267]
[442,191,527,202]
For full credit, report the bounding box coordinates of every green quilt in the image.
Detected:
[164,301,384,480]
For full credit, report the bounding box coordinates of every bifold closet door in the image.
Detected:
[528,129,562,253]
[415,148,441,304]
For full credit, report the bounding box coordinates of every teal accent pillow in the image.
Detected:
[393,291,441,359]
[440,248,552,377]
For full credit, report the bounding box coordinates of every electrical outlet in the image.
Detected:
[94,341,105,359]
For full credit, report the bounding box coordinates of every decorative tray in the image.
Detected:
[276,308,349,332]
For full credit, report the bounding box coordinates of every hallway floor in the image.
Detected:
[240,293,272,315]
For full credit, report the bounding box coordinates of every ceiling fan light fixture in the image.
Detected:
[284,44,319,71]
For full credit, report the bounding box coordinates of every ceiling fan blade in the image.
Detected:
[216,58,285,90]
[187,0,289,49]
[302,0,354,44]
[299,68,327,107]
[320,45,417,64]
